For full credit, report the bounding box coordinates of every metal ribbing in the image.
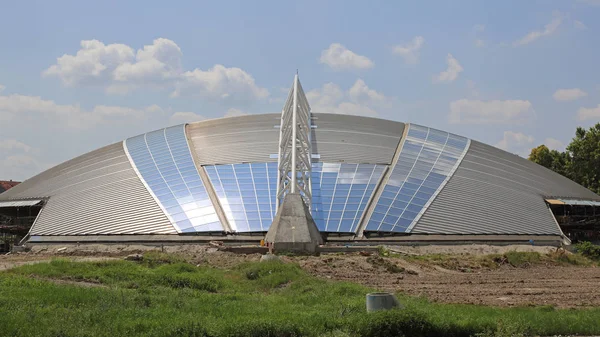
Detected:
[311,113,405,164]
[411,140,600,235]
[186,113,405,166]
[1,143,176,235]
[464,141,600,200]
[188,114,280,165]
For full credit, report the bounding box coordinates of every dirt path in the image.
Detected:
[0,254,118,271]
[295,254,600,308]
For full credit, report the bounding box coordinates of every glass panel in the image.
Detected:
[126,124,222,233]
[366,124,468,234]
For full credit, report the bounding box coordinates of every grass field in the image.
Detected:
[1,252,600,337]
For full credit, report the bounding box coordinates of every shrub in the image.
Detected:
[575,241,600,260]
[503,252,541,268]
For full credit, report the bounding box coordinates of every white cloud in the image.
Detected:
[169,111,206,124]
[495,131,535,156]
[545,137,565,151]
[0,94,159,129]
[348,79,385,103]
[574,20,587,30]
[475,39,485,48]
[0,139,32,153]
[513,13,563,46]
[434,54,463,83]
[113,38,182,82]
[44,38,268,100]
[449,99,535,124]
[577,104,600,120]
[224,108,247,118]
[553,88,587,101]
[307,79,386,117]
[392,36,424,64]
[0,84,5,92]
[43,39,135,86]
[172,64,269,100]
[319,43,374,70]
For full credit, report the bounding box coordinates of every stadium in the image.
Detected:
[1,76,599,247]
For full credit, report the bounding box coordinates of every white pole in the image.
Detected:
[291,74,298,193]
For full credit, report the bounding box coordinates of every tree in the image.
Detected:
[528,123,600,194]
[566,124,600,194]
[529,145,553,168]
[528,145,569,177]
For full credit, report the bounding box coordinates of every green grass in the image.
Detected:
[406,249,594,271]
[2,255,600,336]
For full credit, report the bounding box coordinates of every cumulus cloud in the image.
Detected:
[43,38,268,100]
[449,99,535,124]
[0,84,5,92]
[392,36,424,64]
[307,79,386,117]
[169,111,206,124]
[434,54,463,83]
[43,39,135,86]
[0,94,160,129]
[513,13,563,46]
[577,104,600,120]
[545,137,565,151]
[495,131,535,156]
[172,65,269,100]
[348,79,385,103]
[553,88,587,101]
[319,43,374,70]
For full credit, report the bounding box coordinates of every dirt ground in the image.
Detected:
[2,243,599,308]
[296,254,600,308]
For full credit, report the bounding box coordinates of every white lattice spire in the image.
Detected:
[276,73,313,210]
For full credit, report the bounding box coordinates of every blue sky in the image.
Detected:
[1,0,599,180]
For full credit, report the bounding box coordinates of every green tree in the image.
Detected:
[529,123,600,194]
[566,124,600,194]
[528,145,569,177]
[529,145,553,168]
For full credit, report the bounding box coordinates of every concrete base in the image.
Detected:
[265,193,323,253]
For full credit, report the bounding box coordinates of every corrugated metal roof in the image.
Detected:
[311,114,404,164]
[187,113,405,166]
[411,140,600,235]
[187,114,279,165]
[0,199,43,207]
[0,143,176,235]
